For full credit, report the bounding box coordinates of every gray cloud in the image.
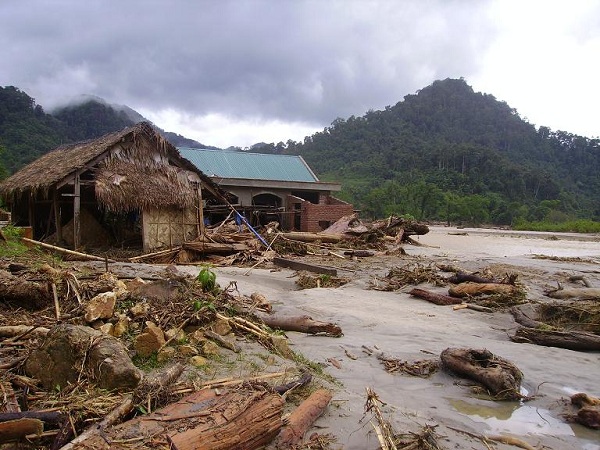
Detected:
[0,0,494,128]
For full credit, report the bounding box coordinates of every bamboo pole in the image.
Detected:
[21,238,115,262]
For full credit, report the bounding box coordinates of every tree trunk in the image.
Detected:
[275,389,332,448]
[260,314,343,337]
[0,418,44,443]
[408,288,463,305]
[449,282,519,298]
[440,348,523,400]
[0,270,52,309]
[69,388,285,450]
[511,327,600,351]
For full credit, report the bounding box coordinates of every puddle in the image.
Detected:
[448,397,600,447]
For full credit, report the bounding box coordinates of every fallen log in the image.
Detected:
[21,238,114,262]
[510,306,544,328]
[70,388,285,450]
[275,389,332,448]
[447,273,498,284]
[261,314,343,337]
[440,348,523,400]
[183,241,251,255]
[0,270,53,310]
[0,418,44,443]
[448,282,519,298]
[0,411,64,425]
[408,288,463,305]
[0,381,20,413]
[511,327,600,351]
[278,232,342,243]
[0,324,50,341]
[343,250,375,257]
[273,257,337,276]
[546,287,600,300]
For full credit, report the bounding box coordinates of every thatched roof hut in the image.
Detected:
[0,122,228,251]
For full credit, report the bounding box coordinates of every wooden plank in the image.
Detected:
[73,173,81,250]
[273,257,337,276]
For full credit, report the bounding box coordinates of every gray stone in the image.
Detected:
[25,324,141,391]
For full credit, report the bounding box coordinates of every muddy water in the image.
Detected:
[414,226,600,261]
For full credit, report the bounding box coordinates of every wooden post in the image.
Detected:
[53,188,62,243]
[28,192,35,231]
[197,184,205,238]
[73,173,81,250]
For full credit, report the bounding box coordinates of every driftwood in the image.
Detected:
[273,371,312,395]
[0,411,64,425]
[511,327,600,351]
[204,329,241,352]
[261,314,343,337]
[343,250,375,257]
[571,393,600,429]
[183,241,251,255]
[440,348,523,400]
[0,381,20,413]
[0,270,52,309]
[71,388,285,450]
[278,232,342,243]
[0,418,44,443]
[275,389,332,448]
[448,282,519,298]
[409,288,463,305]
[510,307,544,328]
[0,325,50,339]
[273,257,337,276]
[546,287,600,300]
[21,237,113,262]
[447,273,497,284]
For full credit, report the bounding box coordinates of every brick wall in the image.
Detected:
[298,196,354,232]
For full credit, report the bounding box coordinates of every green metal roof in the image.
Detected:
[178,148,319,182]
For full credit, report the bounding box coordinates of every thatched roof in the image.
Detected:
[0,122,227,210]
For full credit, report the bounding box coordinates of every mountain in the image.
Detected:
[0,87,215,173]
[258,78,600,224]
[1,80,599,225]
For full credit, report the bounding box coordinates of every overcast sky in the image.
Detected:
[1,1,599,148]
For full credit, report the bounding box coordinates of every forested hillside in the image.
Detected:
[0,86,209,174]
[260,79,600,225]
[1,80,599,225]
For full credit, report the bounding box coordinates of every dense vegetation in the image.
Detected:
[258,79,600,226]
[1,80,599,227]
[0,86,209,176]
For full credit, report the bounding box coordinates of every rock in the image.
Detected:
[178,344,199,356]
[188,329,205,345]
[211,317,232,336]
[157,346,176,363]
[165,327,186,343]
[130,302,150,318]
[112,314,130,337]
[135,322,166,357]
[25,324,141,391]
[201,340,220,357]
[84,291,117,323]
[129,279,182,302]
[99,323,114,335]
[125,277,147,292]
[189,355,209,367]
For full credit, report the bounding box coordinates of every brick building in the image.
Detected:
[179,148,354,232]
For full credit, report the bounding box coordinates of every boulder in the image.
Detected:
[135,322,166,357]
[84,291,117,322]
[25,324,141,391]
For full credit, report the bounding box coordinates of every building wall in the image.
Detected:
[288,195,354,232]
[142,206,198,251]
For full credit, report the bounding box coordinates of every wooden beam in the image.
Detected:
[53,188,62,243]
[73,173,81,250]
[273,257,337,276]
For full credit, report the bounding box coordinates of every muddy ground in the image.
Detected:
[71,226,600,450]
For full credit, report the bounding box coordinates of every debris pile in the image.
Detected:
[0,259,343,448]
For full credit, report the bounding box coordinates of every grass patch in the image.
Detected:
[514,219,600,233]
